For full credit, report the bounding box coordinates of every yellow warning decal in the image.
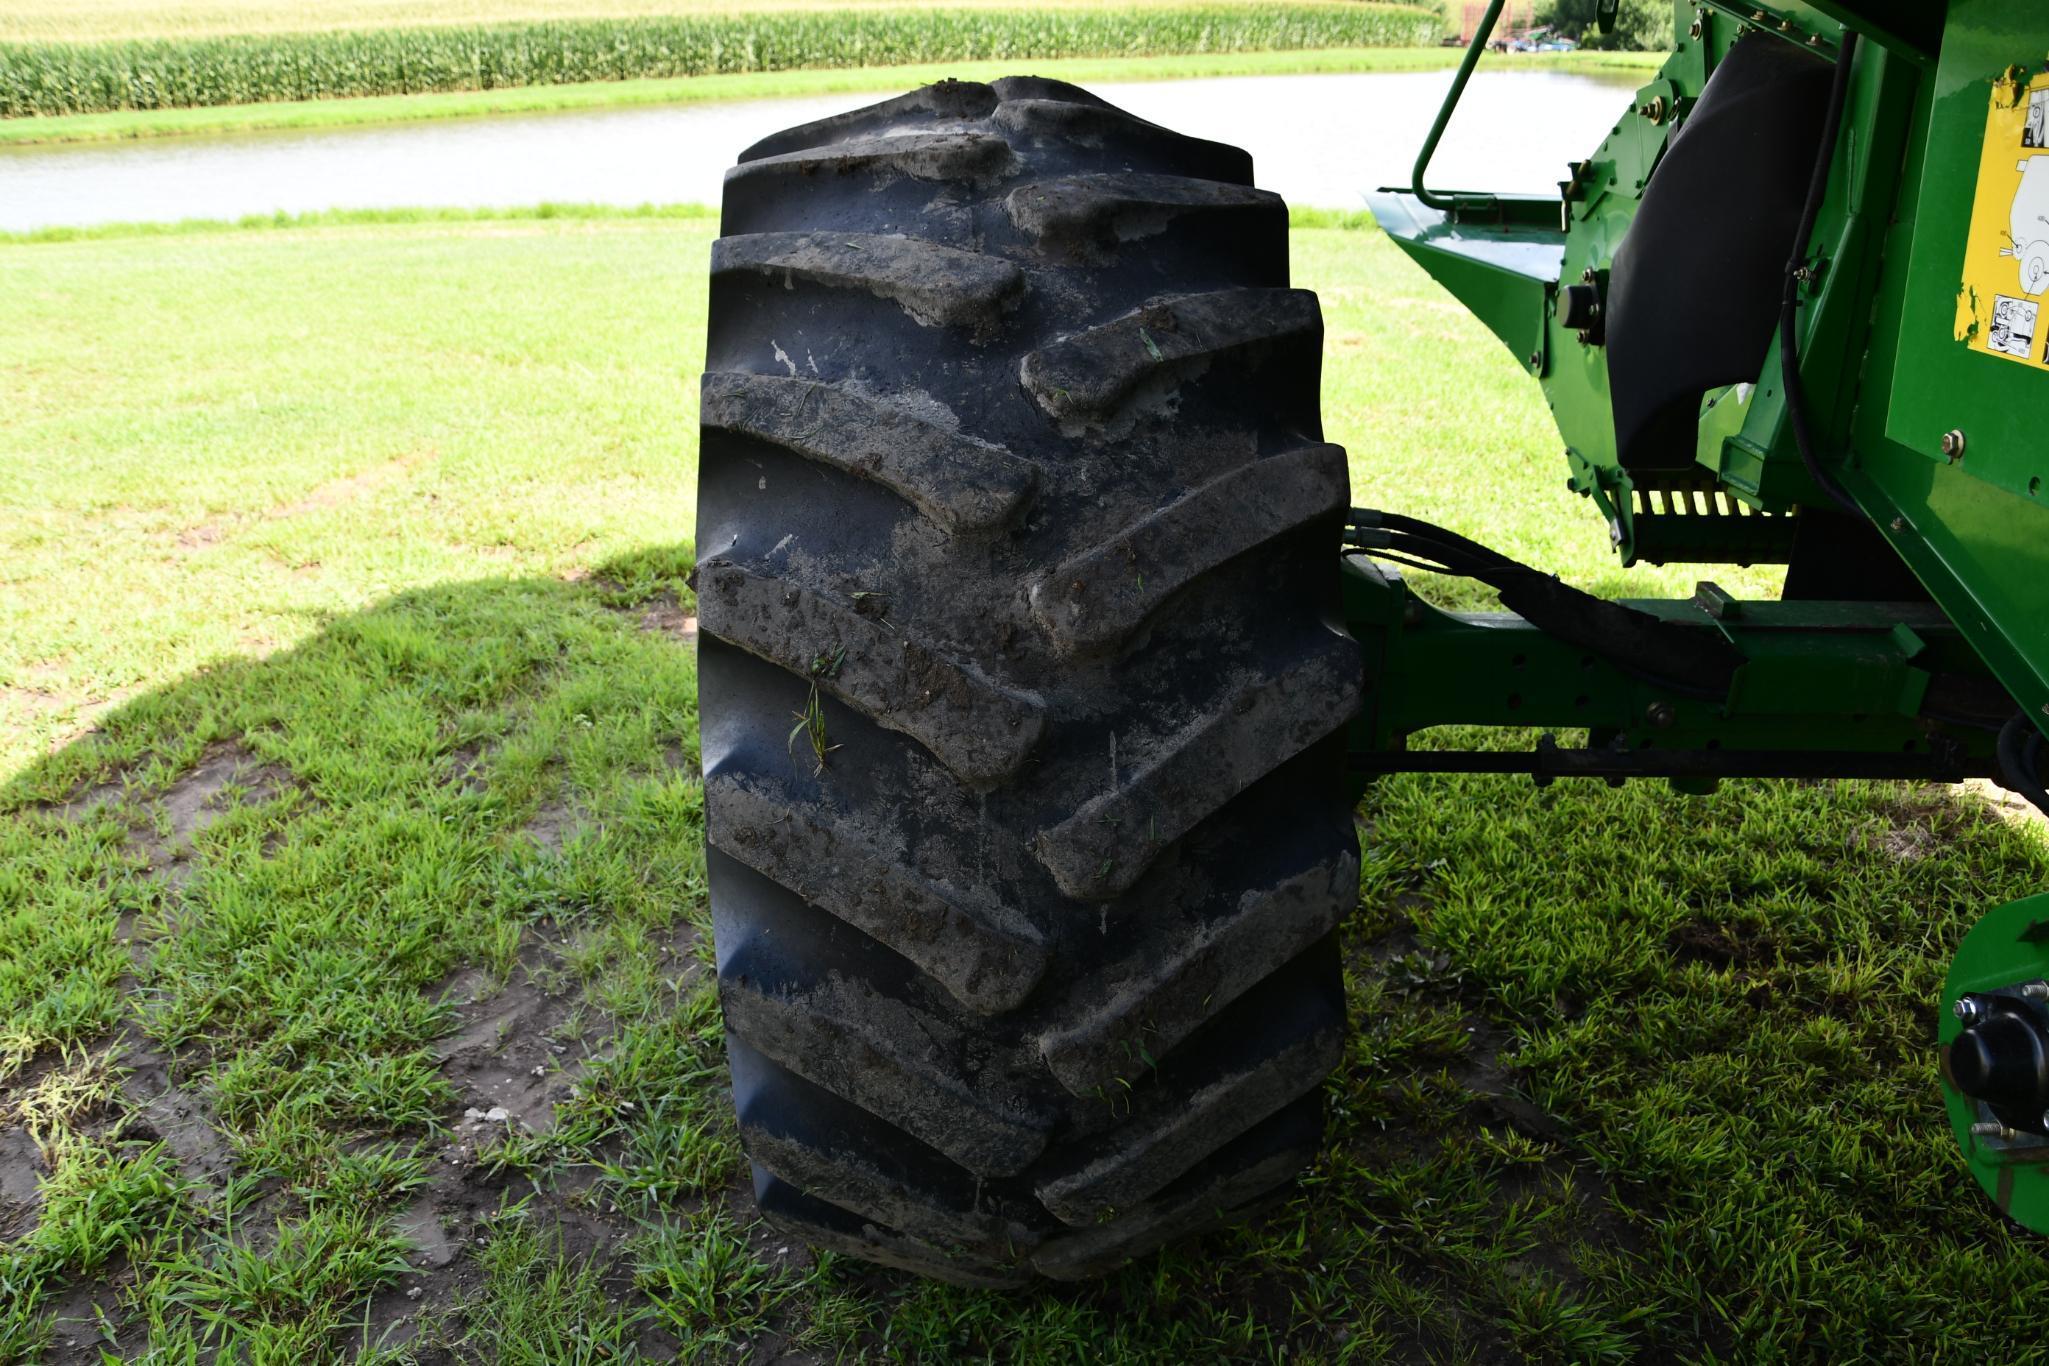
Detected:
[1955,70,2049,371]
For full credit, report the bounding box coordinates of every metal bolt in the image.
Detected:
[1971,1121,2016,1140]
[1689,12,1704,39]
[2023,980,2049,1001]
[1808,32,1824,45]
[1646,701,1676,729]
[1955,995,1992,1026]
[1940,429,1967,461]
[1889,516,1906,533]
[1581,266,1598,284]
[1528,352,1542,369]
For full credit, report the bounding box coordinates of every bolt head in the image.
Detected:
[1939,429,1967,459]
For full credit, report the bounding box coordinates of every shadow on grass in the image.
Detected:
[3,544,2049,1362]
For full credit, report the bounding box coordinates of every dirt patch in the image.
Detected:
[1858,822,1941,862]
[524,797,585,853]
[1665,917,1775,970]
[46,775,127,822]
[447,741,493,794]
[1447,1014,1566,1144]
[270,450,436,520]
[37,1281,131,1363]
[1848,797,1959,862]
[0,1124,45,1238]
[635,590,698,643]
[0,683,78,719]
[435,950,596,1137]
[398,1195,464,1270]
[115,1031,234,1199]
[1965,777,2049,832]
[176,521,228,551]
[129,742,292,886]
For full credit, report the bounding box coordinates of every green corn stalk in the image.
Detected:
[0,5,1443,118]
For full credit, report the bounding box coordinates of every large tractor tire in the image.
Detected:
[695,76,1362,1284]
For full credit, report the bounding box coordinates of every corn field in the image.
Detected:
[0,4,1442,117]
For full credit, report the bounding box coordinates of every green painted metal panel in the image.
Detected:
[1884,0,2049,500]
[1850,0,2049,729]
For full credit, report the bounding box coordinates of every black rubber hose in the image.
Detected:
[1346,509,1741,699]
[1997,713,2049,816]
[1780,29,1864,518]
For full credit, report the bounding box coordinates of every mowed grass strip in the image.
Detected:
[0,3,1439,117]
[2,214,2048,1358]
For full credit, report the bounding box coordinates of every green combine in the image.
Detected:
[694,0,2049,1280]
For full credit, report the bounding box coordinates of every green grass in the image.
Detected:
[4,210,2048,1359]
[0,3,1440,117]
[0,46,1662,146]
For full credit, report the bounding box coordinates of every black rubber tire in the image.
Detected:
[695,75,1362,1284]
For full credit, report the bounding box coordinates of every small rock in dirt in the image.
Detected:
[483,1106,509,1123]
[407,1287,424,1301]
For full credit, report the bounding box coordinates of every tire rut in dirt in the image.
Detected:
[697,74,1361,1281]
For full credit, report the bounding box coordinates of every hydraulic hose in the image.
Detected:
[1997,714,2049,817]
[1780,29,1864,518]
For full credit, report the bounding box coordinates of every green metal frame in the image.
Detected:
[1339,557,2001,805]
[1354,0,2049,1232]
[1365,0,2049,724]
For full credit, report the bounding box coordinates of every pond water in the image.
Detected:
[0,68,1641,232]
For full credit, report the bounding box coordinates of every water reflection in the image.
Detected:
[0,67,1641,231]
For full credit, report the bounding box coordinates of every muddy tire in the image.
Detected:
[695,76,1361,1284]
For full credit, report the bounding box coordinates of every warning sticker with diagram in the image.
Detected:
[1955,75,2049,370]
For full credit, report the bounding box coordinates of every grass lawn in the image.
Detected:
[0,48,1661,147]
[4,212,2048,1360]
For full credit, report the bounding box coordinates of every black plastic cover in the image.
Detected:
[1606,34,1835,471]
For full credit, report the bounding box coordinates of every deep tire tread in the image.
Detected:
[700,76,1360,1282]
